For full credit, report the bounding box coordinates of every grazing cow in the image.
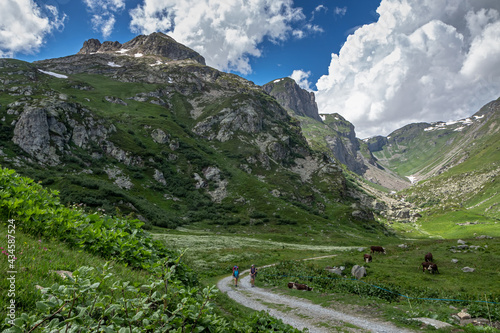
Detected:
[363,254,372,263]
[421,262,439,274]
[287,282,313,291]
[424,252,433,262]
[294,283,313,291]
[370,246,386,254]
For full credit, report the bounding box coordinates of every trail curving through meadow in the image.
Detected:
[217,259,416,333]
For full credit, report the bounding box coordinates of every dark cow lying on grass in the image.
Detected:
[424,252,433,262]
[288,282,313,291]
[421,262,439,274]
[363,254,372,263]
[370,246,386,254]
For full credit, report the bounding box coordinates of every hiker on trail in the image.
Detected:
[232,265,239,287]
[250,264,257,287]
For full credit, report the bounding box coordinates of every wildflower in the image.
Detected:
[38,240,42,243]
[43,247,48,251]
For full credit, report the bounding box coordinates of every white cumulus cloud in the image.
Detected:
[315,0,500,138]
[129,0,305,74]
[83,0,125,38]
[290,69,312,91]
[0,0,66,57]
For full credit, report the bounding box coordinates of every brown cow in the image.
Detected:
[364,254,372,263]
[424,252,433,262]
[421,262,439,274]
[287,282,313,291]
[293,283,313,291]
[370,246,386,254]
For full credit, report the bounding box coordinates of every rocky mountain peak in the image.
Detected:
[77,32,205,65]
[263,77,321,121]
[78,38,103,54]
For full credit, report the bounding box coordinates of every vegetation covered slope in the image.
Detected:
[0,167,302,332]
[369,98,500,231]
[0,33,389,242]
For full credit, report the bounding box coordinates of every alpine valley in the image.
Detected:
[0,32,499,332]
[1,32,498,238]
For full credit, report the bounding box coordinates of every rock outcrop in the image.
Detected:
[13,107,59,165]
[322,113,377,175]
[121,33,206,65]
[263,77,321,121]
[77,33,205,65]
[351,265,367,280]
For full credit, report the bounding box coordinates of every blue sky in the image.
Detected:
[2,0,500,138]
[10,0,380,88]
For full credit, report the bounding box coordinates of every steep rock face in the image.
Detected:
[99,41,122,52]
[122,33,205,65]
[322,113,372,175]
[365,136,388,152]
[263,78,321,121]
[78,39,102,54]
[13,108,58,165]
[11,100,122,166]
[76,32,205,65]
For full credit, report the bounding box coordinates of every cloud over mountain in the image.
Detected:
[129,0,305,74]
[315,0,500,138]
[83,0,125,38]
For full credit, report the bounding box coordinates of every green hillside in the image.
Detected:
[370,98,500,236]
[0,55,388,242]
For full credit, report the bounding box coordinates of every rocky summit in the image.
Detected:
[77,32,206,65]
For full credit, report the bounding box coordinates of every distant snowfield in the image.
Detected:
[407,175,417,184]
[107,62,121,67]
[38,69,68,79]
[424,117,477,132]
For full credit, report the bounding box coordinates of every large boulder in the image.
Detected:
[12,107,60,165]
[351,265,367,280]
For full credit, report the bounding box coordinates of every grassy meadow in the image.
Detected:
[151,219,500,332]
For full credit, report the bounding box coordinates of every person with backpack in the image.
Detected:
[232,265,239,287]
[250,264,257,287]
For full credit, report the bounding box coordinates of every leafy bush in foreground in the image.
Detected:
[3,258,304,333]
[3,256,304,333]
[0,167,304,332]
[0,167,172,270]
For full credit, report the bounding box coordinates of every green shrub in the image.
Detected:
[0,167,173,270]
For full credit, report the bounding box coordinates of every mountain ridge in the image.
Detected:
[1,31,499,237]
[1,33,389,242]
[77,32,206,65]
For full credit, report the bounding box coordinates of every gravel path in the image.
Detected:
[217,267,416,333]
